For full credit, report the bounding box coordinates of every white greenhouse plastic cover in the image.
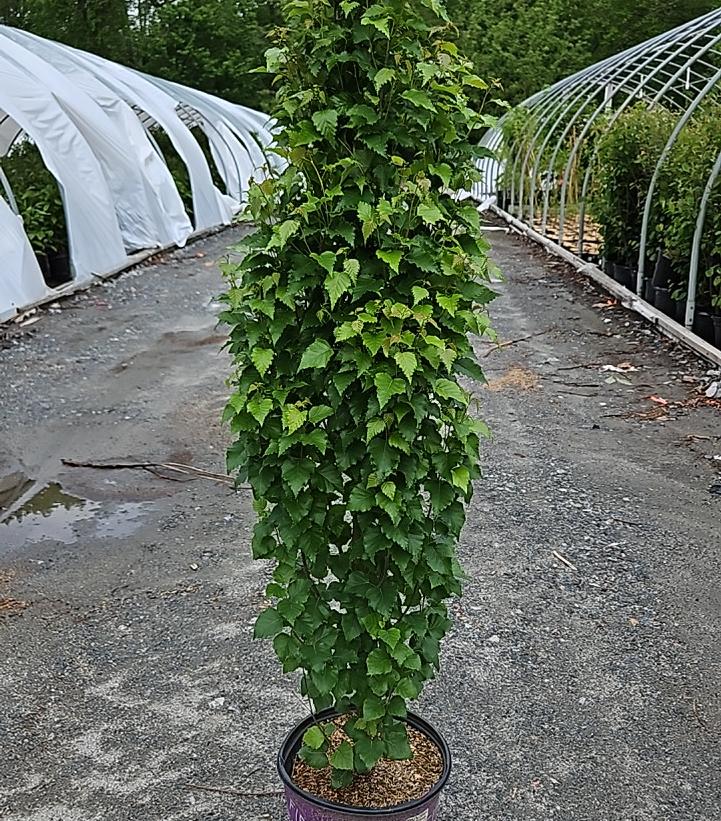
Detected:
[0,26,275,323]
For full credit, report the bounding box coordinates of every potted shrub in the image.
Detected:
[220,0,495,816]
[3,142,71,286]
[591,103,675,290]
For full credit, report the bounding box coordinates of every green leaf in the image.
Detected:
[375,372,406,409]
[381,481,396,500]
[309,405,333,424]
[303,726,327,750]
[377,249,402,273]
[275,219,300,248]
[344,258,360,283]
[367,648,392,675]
[384,724,412,760]
[401,89,436,112]
[366,418,386,442]
[411,286,429,305]
[299,339,333,370]
[437,294,460,316]
[325,269,353,308]
[451,466,470,493]
[282,405,307,434]
[434,378,468,404]
[298,747,329,769]
[250,348,274,376]
[363,694,386,721]
[312,109,338,137]
[429,163,452,188]
[330,741,354,771]
[394,352,417,382]
[348,485,375,512]
[311,250,338,275]
[254,608,284,639]
[418,202,444,226]
[374,67,396,91]
[247,397,273,425]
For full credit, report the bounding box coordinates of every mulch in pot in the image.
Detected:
[293,717,443,809]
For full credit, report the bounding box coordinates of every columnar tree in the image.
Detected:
[221,0,495,786]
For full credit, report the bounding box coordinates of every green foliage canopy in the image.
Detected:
[220,0,495,790]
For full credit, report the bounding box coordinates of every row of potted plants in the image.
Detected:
[1,141,72,287]
[497,100,721,348]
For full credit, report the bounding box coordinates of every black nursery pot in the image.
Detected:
[654,287,675,317]
[652,253,674,288]
[47,251,72,287]
[713,315,721,349]
[642,278,655,304]
[612,263,637,291]
[674,300,688,325]
[277,710,451,821]
[693,310,716,345]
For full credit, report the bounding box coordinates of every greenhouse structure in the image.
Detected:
[0,26,275,322]
[476,8,721,356]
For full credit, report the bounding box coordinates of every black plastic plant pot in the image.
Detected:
[603,258,615,277]
[713,315,721,349]
[612,263,636,291]
[277,709,451,821]
[652,253,674,288]
[47,251,72,287]
[654,287,675,317]
[674,300,688,324]
[642,278,655,304]
[693,311,715,345]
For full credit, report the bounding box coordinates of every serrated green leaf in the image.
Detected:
[381,481,396,499]
[367,648,392,675]
[282,405,307,434]
[312,109,338,137]
[374,67,396,91]
[366,418,386,441]
[375,372,406,409]
[298,747,329,769]
[418,202,443,225]
[309,405,333,424]
[325,269,352,308]
[411,286,429,305]
[377,249,402,273]
[254,608,284,639]
[452,466,470,493]
[344,258,360,283]
[363,694,386,721]
[331,741,354,771]
[247,396,273,425]
[401,89,436,111]
[275,219,300,248]
[299,339,333,370]
[303,726,327,750]
[435,378,468,404]
[394,352,417,382]
[348,485,375,512]
[437,293,460,316]
[250,348,274,376]
[311,250,338,275]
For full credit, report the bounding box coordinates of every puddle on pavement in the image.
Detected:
[0,482,152,551]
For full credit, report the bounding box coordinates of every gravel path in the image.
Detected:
[1,225,719,821]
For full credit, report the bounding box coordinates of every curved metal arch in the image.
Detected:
[522,27,695,230]
[554,25,721,248]
[686,148,721,326]
[637,64,721,287]
[573,26,721,261]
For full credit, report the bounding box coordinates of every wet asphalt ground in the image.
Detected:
[1,225,720,821]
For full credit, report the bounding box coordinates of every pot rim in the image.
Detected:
[276,708,451,816]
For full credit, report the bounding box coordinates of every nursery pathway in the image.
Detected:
[1,225,720,821]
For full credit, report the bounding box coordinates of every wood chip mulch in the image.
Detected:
[293,718,443,809]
